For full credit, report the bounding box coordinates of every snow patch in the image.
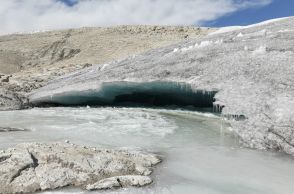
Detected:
[174,39,223,53]
[278,29,294,33]
[210,17,290,35]
[214,39,223,44]
[251,29,268,37]
[246,17,290,28]
[252,46,267,55]
[100,64,109,71]
[210,26,243,35]
[173,48,179,53]
[196,40,213,48]
[237,32,244,37]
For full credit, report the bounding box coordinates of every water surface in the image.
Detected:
[0,107,293,194]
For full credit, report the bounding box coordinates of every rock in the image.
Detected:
[86,175,152,190]
[0,88,27,110]
[1,75,11,83]
[34,78,43,82]
[0,127,29,132]
[0,142,161,194]
[83,63,92,68]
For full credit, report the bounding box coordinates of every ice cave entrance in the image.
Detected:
[41,82,217,110]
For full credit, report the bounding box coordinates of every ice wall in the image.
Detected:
[34,81,216,109]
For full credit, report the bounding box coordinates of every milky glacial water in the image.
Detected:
[0,107,294,194]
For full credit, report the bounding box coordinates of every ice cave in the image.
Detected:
[35,81,217,110]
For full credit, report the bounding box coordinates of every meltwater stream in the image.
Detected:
[1,107,294,194]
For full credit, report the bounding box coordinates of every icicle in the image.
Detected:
[220,113,225,145]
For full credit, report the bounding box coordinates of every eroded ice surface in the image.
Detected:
[1,107,294,194]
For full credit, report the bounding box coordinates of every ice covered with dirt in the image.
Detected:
[30,17,294,155]
[1,107,294,194]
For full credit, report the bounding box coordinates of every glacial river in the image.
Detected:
[0,107,294,194]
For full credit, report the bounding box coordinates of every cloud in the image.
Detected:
[0,0,272,34]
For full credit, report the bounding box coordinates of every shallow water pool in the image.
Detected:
[0,107,294,194]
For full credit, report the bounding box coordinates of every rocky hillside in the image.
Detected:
[0,25,213,110]
[0,26,213,74]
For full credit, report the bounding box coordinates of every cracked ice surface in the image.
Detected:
[30,17,294,155]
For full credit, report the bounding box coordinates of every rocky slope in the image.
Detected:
[0,142,160,193]
[0,25,213,110]
[30,17,294,155]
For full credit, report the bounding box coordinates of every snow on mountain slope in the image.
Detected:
[210,17,291,35]
[30,17,294,155]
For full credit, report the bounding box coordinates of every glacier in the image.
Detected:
[30,17,294,155]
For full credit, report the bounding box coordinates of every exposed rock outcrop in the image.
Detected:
[0,87,27,110]
[0,142,160,193]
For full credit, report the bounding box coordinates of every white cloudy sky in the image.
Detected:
[0,0,272,34]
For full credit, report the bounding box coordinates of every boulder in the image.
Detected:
[0,142,160,193]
